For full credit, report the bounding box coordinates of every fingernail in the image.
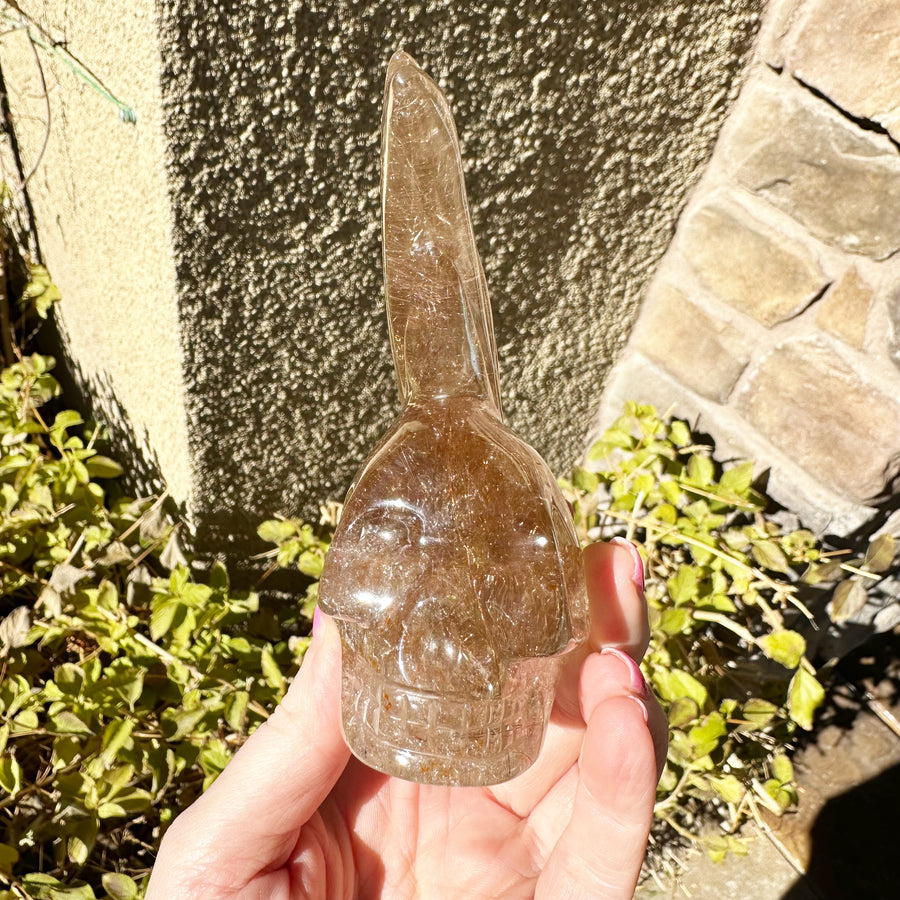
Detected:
[610,536,645,595]
[600,646,649,698]
[312,605,324,637]
[627,694,649,724]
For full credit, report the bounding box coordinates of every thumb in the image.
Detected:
[536,694,656,899]
[148,613,349,894]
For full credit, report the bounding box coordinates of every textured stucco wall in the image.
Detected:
[0,0,192,505]
[158,0,762,559]
[1,1,762,564]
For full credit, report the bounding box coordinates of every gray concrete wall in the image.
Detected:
[1,1,763,565]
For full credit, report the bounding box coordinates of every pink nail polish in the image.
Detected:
[610,536,645,595]
[600,646,649,698]
[627,694,649,724]
[312,606,324,637]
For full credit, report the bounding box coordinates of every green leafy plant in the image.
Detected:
[559,402,887,858]
[0,351,325,898]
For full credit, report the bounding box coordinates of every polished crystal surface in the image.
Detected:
[317,51,588,786]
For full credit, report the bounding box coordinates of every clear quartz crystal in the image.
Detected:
[317,51,588,787]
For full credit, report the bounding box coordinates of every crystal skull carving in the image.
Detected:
[317,51,588,786]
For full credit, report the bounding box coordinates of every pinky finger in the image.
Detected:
[536,696,656,900]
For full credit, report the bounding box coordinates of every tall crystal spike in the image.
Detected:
[381,51,501,413]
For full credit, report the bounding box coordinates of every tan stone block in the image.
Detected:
[633,284,751,402]
[890,291,900,372]
[739,339,900,501]
[788,0,900,144]
[680,200,828,327]
[729,85,900,260]
[816,267,872,350]
[758,0,805,70]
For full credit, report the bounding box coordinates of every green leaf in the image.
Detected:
[709,774,744,805]
[830,579,867,623]
[689,712,726,757]
[257,519,299,544]
[66,816,98,866]
[85,455,124,479]
[97,789,152,818]
[659,607,693,635]
[200,738,231,788]
[298,549,325,578]
[224,690,250,731]
[667,565,698,605]
[150,599,179,640]
[772,753,793,784]
[719,460,754,497]
[52,410,84,432]
[705,834,749,863]
[55,662,85,695]
[100,667,145,711]
[209,559,230,593]
[686,454,714,487]
[50,710,94,736]
[261,645,285,692]
[571,466,599,493]
[587,426,632,458]
[667,697,700,728]
[0,757,21,796]
[161,706,208,742]
[741,698,778,729]
[67,835,90,866]
[752,540,791,574]
[22,874,96,900]
[100,719,135,766]
[653,667,708,708]
[864,533,896,574]
[764,777,796,811]
[0,842,18,878]
[101,874,138,900]
[14,709,39,729]
[759,630,806,669]
[669,420,691,447]
[788,666,825,731]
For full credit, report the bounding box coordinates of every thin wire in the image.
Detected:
[0,6,136,123]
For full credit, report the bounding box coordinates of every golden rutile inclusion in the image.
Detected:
[317,51,588,786]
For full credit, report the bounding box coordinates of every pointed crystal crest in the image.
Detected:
[381,51,501,413]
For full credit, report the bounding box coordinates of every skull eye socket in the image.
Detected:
[351,498,426,549]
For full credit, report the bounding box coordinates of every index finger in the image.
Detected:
[555,538,650,719]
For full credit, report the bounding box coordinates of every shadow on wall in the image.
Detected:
[781,762,900,900]
[42,312,311,593]
[39,312,171,506]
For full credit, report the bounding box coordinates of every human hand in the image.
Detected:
[147,538,667,899]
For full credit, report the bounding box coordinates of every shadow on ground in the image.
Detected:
[782,761,900,900]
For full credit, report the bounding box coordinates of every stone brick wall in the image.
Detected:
[596,0,900,537]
